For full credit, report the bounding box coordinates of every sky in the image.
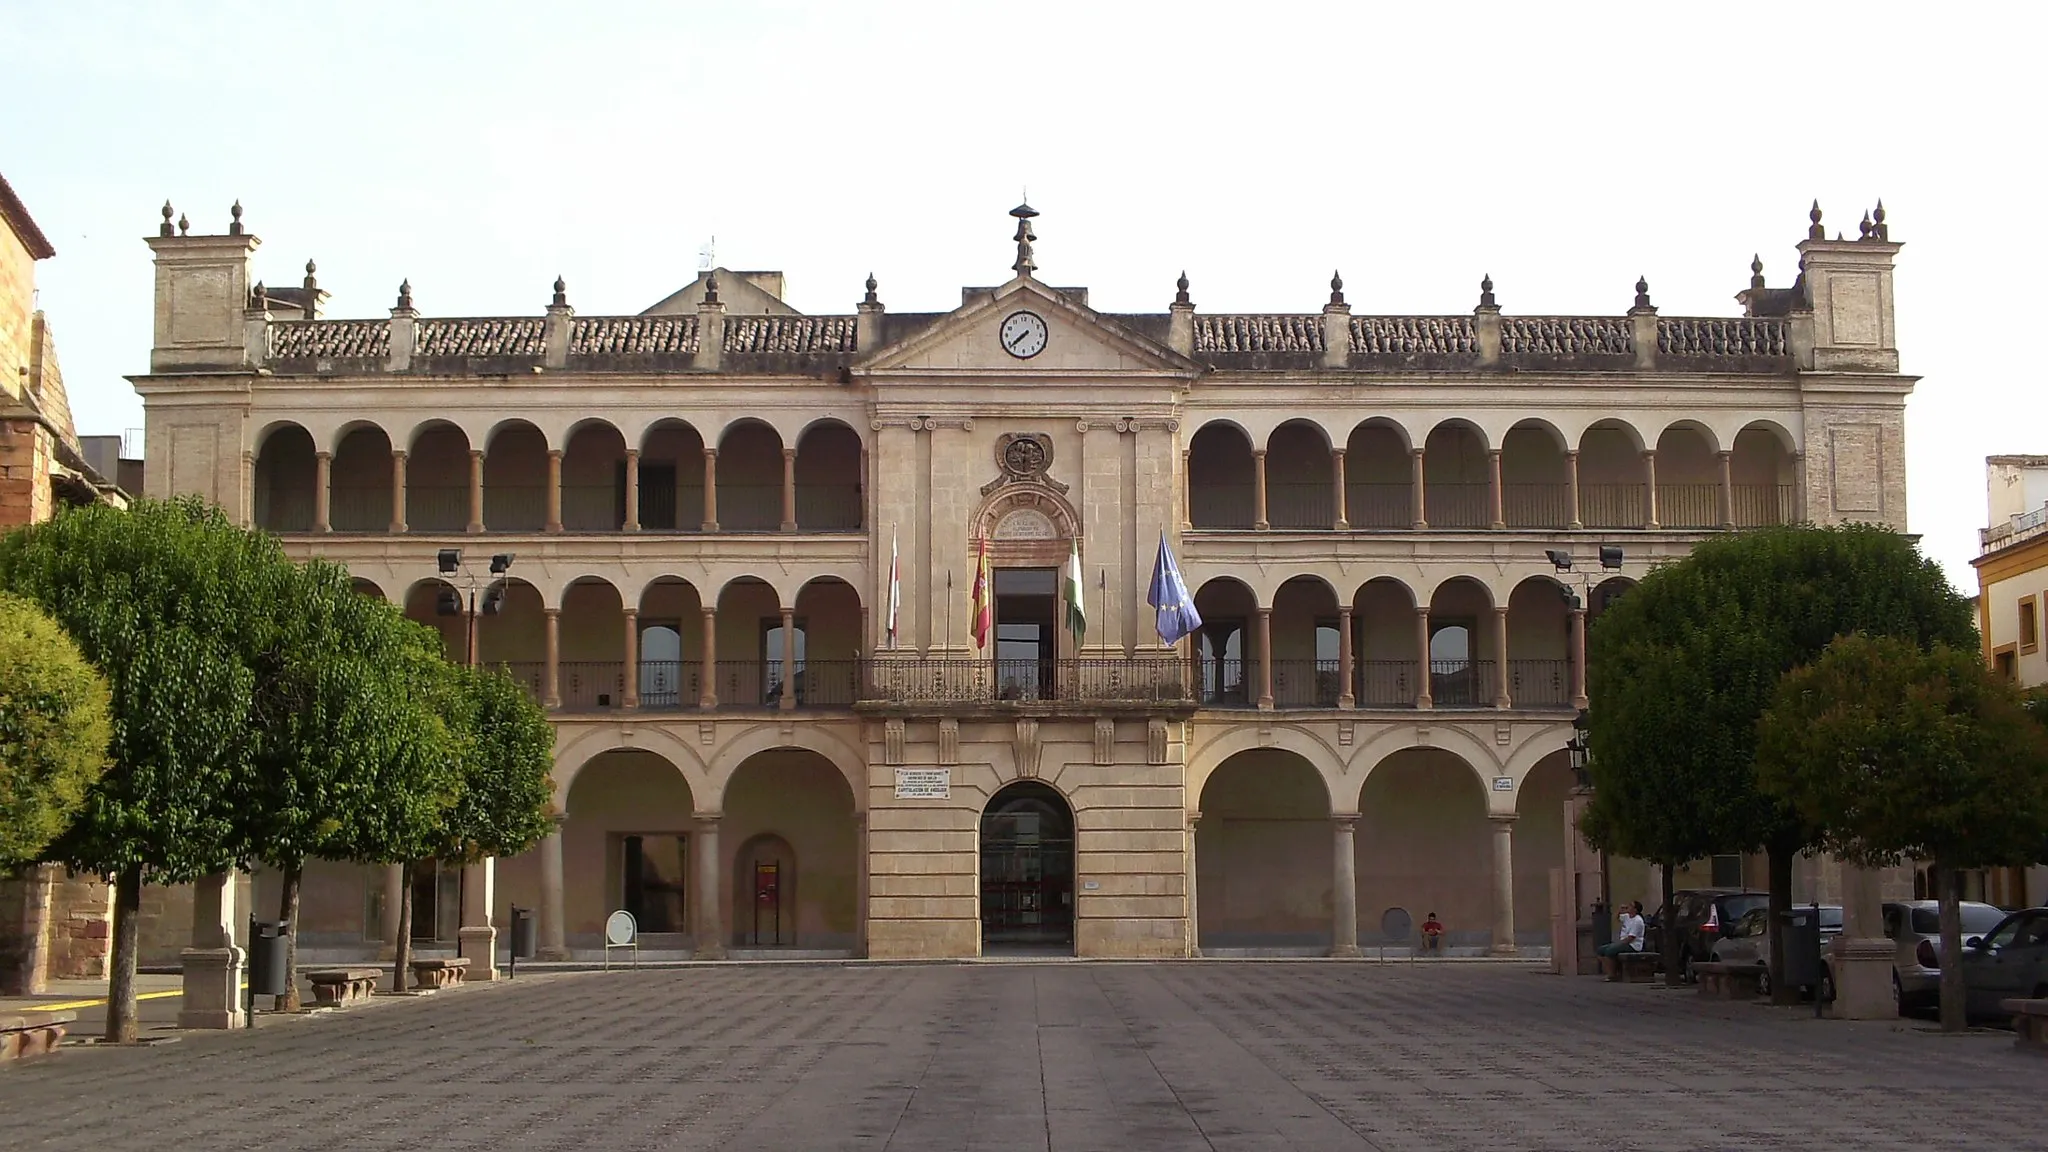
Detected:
[4,0,2037,591]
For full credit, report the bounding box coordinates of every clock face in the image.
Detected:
[999,311,1048,359]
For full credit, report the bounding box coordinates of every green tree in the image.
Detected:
[0,499,288,1042]
[1582,523,1975,1002]
[1757,634,2048,1030]
[0,591,113,869]
[245,562,462,1008]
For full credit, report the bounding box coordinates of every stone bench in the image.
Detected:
[2002,998,2048,1054]
[409,957,469,990]
[1,1009,75,1062]
[1602,950,1662,983]
[1696,961,1767,1000]
[306,967,385,1007]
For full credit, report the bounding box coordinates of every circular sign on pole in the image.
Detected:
[605,910,638,946]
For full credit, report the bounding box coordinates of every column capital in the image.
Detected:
[1565,448,1579,460]
[544,606,560,618]
[1488,447,1501,459]
[704,446,718,458]
[781,446,797,460]
[625,446,640,460]
[390,448,407,460]
[1256,604,1273,618]
[623,606,638,620]
[1494,604,1510,617]
[315,449,332,461]
[547,448,563,460]
[470,448,484,460]
[1331,814,1359,831]
[1488,812,1519,825]
[1330,446,1346,459]
[701,604,717,617]
[1716,449,1732,460]
[1251,447,1267,459]
[1414,605,1431,618]
[693,811,723,824]
[1186,809,1203,828]
[1641,448,1656,461]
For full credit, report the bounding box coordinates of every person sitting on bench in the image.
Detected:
[1596,902,1646,974]
[1420,911,1446,955]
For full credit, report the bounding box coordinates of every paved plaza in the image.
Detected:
[1,961,2034,1151]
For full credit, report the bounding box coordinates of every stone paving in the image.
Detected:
[0,961,2033,1151]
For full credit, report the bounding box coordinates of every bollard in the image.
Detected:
[509,907,536,978]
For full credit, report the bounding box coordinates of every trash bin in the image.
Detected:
[247,918,289,998]
[1591,900,1612,950]
[1779,906,1822,991]
[509,907,537,961]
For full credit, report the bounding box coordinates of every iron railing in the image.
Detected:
[1429,660,1498,708]
[1507,659,1572,708]
[865,657,1192,705]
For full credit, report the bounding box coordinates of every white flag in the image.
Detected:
[886,524,901,650]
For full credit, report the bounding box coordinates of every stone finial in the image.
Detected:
[703,272,720,305]
[1858,209,1873,240]
[1873,199,1889,241]
[396,278,413,310]
[1329,270,1345,306]
[177,212,190,236]
[1010,201,1038,276]
[303,259,318,291]
[229,200,244,236]
[551,275,568,308]
[863,272,879,306]
[1632,276,1653,311]
[160,201,175,237]
[1748,254,1766,291]
[1479,273,1497,310]
[1174,270,1190,306]
[251,281,267,310]
[1807,199,1824,241]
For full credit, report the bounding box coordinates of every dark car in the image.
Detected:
[1958,907,2048,1019]
[1660,889,1771,983]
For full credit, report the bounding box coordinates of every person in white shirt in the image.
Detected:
[1597,902,1648,968]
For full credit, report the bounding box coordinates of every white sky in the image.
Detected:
[6,0,2036,590]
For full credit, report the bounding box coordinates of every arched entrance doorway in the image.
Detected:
[733,833,798,946]
[979,781,1075,951]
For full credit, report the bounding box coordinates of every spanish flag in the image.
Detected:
[969,534,993,649]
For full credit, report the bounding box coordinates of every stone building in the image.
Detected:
[1973,453,2048,906]
[130,197,1911,965]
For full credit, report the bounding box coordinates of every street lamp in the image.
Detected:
[1568,708,1592,789]
[433,549,516,667]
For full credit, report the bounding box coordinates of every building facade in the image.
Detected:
[1973,454,2048,907]
[131,199,1912,964]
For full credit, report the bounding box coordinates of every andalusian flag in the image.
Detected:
[1063,538,1085,649]
[969,535,993,649]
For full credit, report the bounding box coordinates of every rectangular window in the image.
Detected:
[2021,597,2039,654]
[1709,854,1744,888]
[1995,646,2019,682]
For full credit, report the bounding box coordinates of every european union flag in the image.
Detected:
[1146,531,1202,644]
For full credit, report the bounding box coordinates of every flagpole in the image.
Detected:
[945,569,952,656]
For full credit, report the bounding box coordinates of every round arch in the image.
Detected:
[407,417,475,454]
[1654,417,1722,455]
[1733,417,1800,454]
[1349,729,1499,805]
[1186,723,1343,812]
[550,727,708,817]
[980,779,1076,951]
[704,723,867,813]
[485,417,550,453]
[252,419,313,454]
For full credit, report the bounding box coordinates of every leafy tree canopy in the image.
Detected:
[0,591,113,868]
[432,662,556,863]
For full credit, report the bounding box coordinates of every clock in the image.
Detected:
[999,310,1048,359]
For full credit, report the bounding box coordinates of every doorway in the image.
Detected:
[979,781,1075,951]
[994,567,1056,701]
[734,833,797,946]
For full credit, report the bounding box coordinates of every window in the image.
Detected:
[1710,854,1743,888]
[2022,597,2040,655]
[1313,619,1342,706]
[639,622,683,707]
[409,860,461,943]
[762,618,808,705]
[620,834,688,933]
[1995,647,2019,682]
[1198,621,1247,706]
[1428,620,1477,706]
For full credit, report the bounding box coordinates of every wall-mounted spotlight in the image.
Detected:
[1545,549,1573,572]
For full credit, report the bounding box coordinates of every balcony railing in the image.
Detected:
[1507,659,1571,708]
[1357,660,1418,707]
[1429,659,1498,708]
[1271,658,1342,708]
[865,657,1192,705]
[1656,483,1720,529]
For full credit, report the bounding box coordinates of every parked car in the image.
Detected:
[1882,899,2009,1011]
[1956,907,2048,1019]
[1662,889,1771,983]
[1710,904,1842,995]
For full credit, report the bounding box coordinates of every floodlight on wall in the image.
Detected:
[481,584,506,616]
[435,588,463,616]
[1599,546,1624,570]
[437,549,462,575]
[490,553,516,574]
[1545,549,1573,572]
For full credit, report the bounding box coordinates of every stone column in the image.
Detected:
[780,446,798,532]
[624,448,641,532]
[1490,816,1518,955]
[1336,605,1355,708]
[545,450,563,533]
[542,608,561,709]
[1185,812,1203,957]
[702,447,720,532]
[388,450,408,533]
[467,449,485,533]
[1180,448,1192,531]
[458,857,497,981]
[1792,451,1807,522]
[699,606,719,708]
[1642,449,1659,529]
[1331,447,1348,529]
[538,819,569,960]
[1251,449,1269,530]
[1493,605,1512,708]
[1332,817,1361,957]
[1414,605,1433,709]
[1827,864,1894,1019]
[1565,449,1583,530]
[622,608,640,710]
[694,816,726,959]
[1255,606,1274,710]
[379,864,402,961]
[313,451,332,533]
[1717,450,1735,529]
[1409,447,1427,529]
[854,811,870,958]
[1569,605,1588,710]
[779,606,798,711]
[1488,448,1505,529]
[179,871,246,1029]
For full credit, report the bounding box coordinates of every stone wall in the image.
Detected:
[0,417,57,527]
[43,870,111,979]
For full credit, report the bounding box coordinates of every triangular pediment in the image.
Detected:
[860,277,1199,378]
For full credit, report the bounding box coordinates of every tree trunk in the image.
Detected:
[392,860,413,995]
[1766,843,1795,1005]
[1660,861,1679,986]
[1935,862,1968,1033]
[276,863,302,1012]
[104,863,143,1044]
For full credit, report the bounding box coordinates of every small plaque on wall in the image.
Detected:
[1493,777,1514,792]
[894,768,951,800]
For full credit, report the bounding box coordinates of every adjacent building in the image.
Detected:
[129,197,1913,965]
[1972,453,2048,906]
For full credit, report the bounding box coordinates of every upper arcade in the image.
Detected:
[134,199,1905,382]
